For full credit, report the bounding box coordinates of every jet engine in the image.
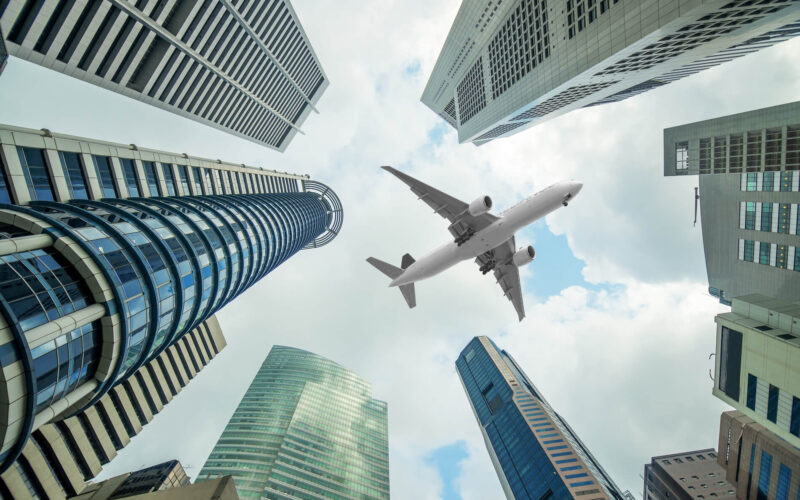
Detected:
[512,245,536,267]
[468,195,493,216]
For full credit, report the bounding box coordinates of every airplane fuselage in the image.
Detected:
[390,181,583,287]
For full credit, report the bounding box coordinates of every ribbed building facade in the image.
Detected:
[0,0,328,151]
[0,124,342,477]
[0,317,225,498]
[422,0,800,146]
[199,345,389,500]
[663,102,800,303]
[456,336,623,500]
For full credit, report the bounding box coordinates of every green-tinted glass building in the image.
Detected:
[199,346,389,499]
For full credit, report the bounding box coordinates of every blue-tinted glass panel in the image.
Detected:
[767,385,779,423]
[747,374,757,410]
[757,451,772,500]
[93,156,118,198]
[0,154,12,203]
[761,203,774,232]
[776,464,791,500]
[59,152,88,200]
[161,163,176,196]
[763,172,775,191]
[791,397,800,437]
[18,147,55,201]
[204,169,216,194]
[142,161,161,196]
[120,159,141,197]
[759,242,772,265]
[744,240,755,262]
[192,167,205,195]
[177,165,190,194]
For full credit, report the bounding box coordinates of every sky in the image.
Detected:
[1,1,800,498]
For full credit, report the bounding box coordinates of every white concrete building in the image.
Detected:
[422,0,800,146]
[0,0,328,151]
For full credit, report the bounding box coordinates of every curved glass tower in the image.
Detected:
[199,345,390,499]
[0,124,342,474]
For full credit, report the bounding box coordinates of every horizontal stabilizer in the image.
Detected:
[399,283,416,308]
[401,253,415,269]
[367,257,403,279]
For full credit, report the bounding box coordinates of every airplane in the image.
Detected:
[367,166,583,321]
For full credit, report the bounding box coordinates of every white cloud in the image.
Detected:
[1,2,798,499]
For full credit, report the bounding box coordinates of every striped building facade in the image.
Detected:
[0,124,342,477]
[422,0,800,146]
[456,336,623,500]
[0,317,226,499]
[0,0,328,151]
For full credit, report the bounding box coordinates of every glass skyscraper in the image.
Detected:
[456,336,623,500]
[199,345,390,499]
[0,124,342,475]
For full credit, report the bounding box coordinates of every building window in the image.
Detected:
[781,172,793,192]
[718,327,742,401]
[776,464,791,500]
[676,142,689,171]
[699,138,712,174]
[142,161,162,196]
[161,163,176,196]
[759,242,771,265]
[744,202,756,230]
[714,137,727,173]
[177,165,190,195]
[730,134,743,173]
[18,147,55,201]
[787,126,800,171]
[777,245,788,269]
[746,172,758,191]
[120,159,141,197]
[192,167,205,195]
[778,204,791,234]
[765,128,782,171]
[743,240,755,262]
[93,156,119,198]
[747,131,762,172]
[791,397,800,437]
[747,374,757,410]
[59,152,88,200]
[0,154,13,204]
[757,451,772,500]
[763,172,775,192]
[767,385,779,423]
[761,203,774,231]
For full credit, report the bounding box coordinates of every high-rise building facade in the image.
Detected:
[0,317,226,499]
[422,1,800,146]
[0,124,342,477]
[643,449,735,500]
[456,336,623,500]
[717,410,800,500]
[0,0,328,151]
[664,102,800,303]
[713,294,800,449]
[199,345,389,500]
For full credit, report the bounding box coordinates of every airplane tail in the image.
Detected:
[367,254,416,309]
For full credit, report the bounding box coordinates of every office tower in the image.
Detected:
[199,345,389,499]
[0,124,343,478]
[456,336,623,500]
[717,410,800,500]
[0,0,328,151]
[713,294,800,449]
[422,1,800,146]
[663,102,800,303]
[643,450,735,500]
[0,318,225,499]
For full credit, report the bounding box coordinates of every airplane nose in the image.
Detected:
[572,181,583,195]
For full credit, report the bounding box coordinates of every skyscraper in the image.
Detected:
[0,0,328,151]
[422,1,800,146]
[663,102,800,302]
[0,123,342,476]
[713,294,800,449]
[456,336,623,500]
[717,410,800,500]
[199,345,389,499]
[0,317,226,498]
[643,450,735,500]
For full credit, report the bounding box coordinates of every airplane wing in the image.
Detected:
[476,237,525,321]
[382,166,498,240]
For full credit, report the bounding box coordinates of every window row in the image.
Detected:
[745,374,800,438]
[741,171,800,192]
[740,202,800,235]
[695,126,800,174]
[739,240,800,272]
[0,146,300,203]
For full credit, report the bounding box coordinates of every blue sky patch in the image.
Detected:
[425,441,469,500]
